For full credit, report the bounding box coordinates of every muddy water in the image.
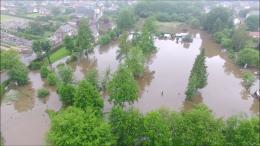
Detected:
[1,72,62,145]
[72,41,120,81]
[134,30,259,118]
[72,30,259,118]
[1,29,258,145]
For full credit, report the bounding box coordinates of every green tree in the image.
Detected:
[47,73,57,86]
[57,83,75,106]
[246,15,260,31]
[57,66,73,84]
[117,8,135,31]
[8,62,29,85]
[98,34,111,45]
[109,106,144,146]
[137,29,155,55]
[242,71,255,89]
[143,111,172,146]
[85,68,99,89]
[119,31,130,56]
[76,18,94,55]
[185,49,207,99]
[203,7,233,33]
[172,105,225,145]
[107,66,139,106]
[0,50,20,70]
[237,48,259,67]
[40,65,50,78]
[224,116,260,146]
[212,18,223,33]
[143,16,156,33]
[125,47,145,77]
[32,40,42,59]
[41,40,52,66]
[64,36,75,53]
[231,28,249,51]
[101,67,111,91]
[74,79,103,113]
[48,107,115,146]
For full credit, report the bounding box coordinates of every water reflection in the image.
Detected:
[136,68,155,96]
[182,92,203,112]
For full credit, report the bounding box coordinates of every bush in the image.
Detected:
[242,71,255,89]
[8,62,29,85]
[0,84,5,97]
[98,34,111,45]
[58,83,75,106]
[29,60,42,70]
[40,66,50,78]
[37,88,49,98]
[57,66,73,84]
[47,73,57,86]
[237,48,259,67]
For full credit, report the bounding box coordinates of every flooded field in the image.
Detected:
[1,72,62,145]
[1,29,259,145]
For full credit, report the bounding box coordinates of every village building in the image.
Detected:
[49,22,78,49]
[249,31,260,39]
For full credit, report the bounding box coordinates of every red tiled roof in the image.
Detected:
[249,32,260,38]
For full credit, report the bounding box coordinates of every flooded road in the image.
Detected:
[1,72,62,145]
[1,30,259,145]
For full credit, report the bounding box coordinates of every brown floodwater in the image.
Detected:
[1,72,62,145]
[1,29,259,145]
[72,30,259,118]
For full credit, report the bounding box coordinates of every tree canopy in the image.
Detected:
[48,107,115,146]
[246,15,260,31]
[76,18,94,55]
[74,79,104,113]
[117,8,135,31]
[107,66,139,106]
[185,49,207,99]
[202,7,233,33]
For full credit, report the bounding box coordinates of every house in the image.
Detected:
[49,23,78,48]
[249,32,260,39]
[76,6,95,18]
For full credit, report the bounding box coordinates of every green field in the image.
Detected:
[25,13,43,18]
[50,47,70,63]
[1,15,18,22]
[155,21,182,33]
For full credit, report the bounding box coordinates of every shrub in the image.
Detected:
[37,88,49,98]
[40,65,50,78]
[242,71,255,89]
[58,83,75,106]
[8,62,29,85]
[0,84,5,97]
[237,48,259,67]
[29,61,42,70]
[47,73,57,86]
[98,34,111,45]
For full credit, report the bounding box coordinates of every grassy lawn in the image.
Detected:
[155,21,182,33]
[25,13,43,18]
[1,14,19,22]
[49,47,70,63]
